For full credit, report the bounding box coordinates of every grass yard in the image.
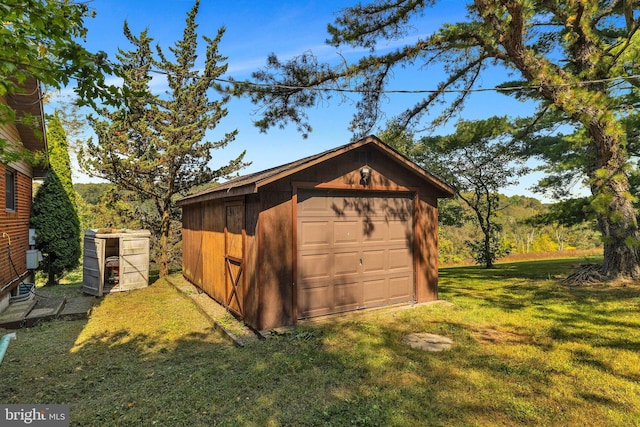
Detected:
[1,256,639,426]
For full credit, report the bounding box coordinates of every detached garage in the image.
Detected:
[179,136,454,331]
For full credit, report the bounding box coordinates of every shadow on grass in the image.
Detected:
[3,259,639,426]
[438,258,640,389]
[297,309,637,426]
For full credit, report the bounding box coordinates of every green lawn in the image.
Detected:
[1,257,639,426]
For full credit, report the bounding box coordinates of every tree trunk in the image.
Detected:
[592,169,640,279]
[478,0,640,279]
[158,208,171,277]
[596,192,640,279]
[590,128,640,279]
[47,261,57,286]
[484,233,493,268]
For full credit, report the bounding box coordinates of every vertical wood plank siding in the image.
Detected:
[415,193,439,302]
[243,195,260,329]
[203,200,226,302]
[182,200,228,307]
[181,204,203,287]
[257,189,293,330]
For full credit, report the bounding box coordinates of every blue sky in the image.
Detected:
[54,0,559,199]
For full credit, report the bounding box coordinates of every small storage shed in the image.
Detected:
[179,136,454,330]
[82,229,151,296]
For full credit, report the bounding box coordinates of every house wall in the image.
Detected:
[0,88,44,311]
[0,160,34,300]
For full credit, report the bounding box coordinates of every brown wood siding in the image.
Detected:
[182,205,203,287]
[224,202,244,316]
[183,196,263,329]
[243,195,260,329]
[415,192,439,301]
[292,146,422,191]
[258,189,294,330]
[182,199,232,310]
[202,199,226,303]
[0,167,32,297]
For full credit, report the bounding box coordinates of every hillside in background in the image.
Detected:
[75,184,602,267]
[439,194,602,264]
[75,183,114,205]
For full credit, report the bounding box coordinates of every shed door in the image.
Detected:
[120,237,149,290]
[83,237,104,296]
[225,203,244,317]
[297,190,414,318]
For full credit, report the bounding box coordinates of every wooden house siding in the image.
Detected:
[0,113,33,178]
[0,164,34,298]
[0,79,46,303]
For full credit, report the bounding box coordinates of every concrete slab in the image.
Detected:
[24,297,66,327]
[59,296,95,320]
[0,300,37,329]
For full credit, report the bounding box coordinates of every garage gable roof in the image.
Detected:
[179,135,454,205]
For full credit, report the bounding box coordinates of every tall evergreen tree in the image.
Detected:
[31,173,81,286]
[46,112,77,211]
[239,0,640,280]
[31,114,81,285]
[80,0,247,276]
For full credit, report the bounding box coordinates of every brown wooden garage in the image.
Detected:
[178,136,454,331]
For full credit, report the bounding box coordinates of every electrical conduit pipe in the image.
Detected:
[0,333,16,366]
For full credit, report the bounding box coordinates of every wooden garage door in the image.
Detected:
[297,190,414,318]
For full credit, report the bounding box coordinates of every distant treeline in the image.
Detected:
[439,193,601,265]
[74,184,602,267]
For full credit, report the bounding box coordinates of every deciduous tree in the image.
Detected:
[416,117,528,267]
[1,0,119,163]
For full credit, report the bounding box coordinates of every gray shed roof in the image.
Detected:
[178,135,454,206]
